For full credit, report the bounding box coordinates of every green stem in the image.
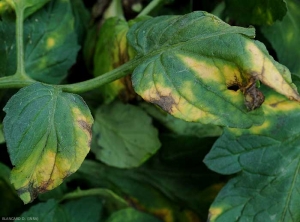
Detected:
[0,56,141,92]
[59,57,141,93]
[0,75,35,89]
[60,188,128,208]
[137,0,166,17]
[15,6,26,77]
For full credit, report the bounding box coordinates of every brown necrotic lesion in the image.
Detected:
[227,76,265,111]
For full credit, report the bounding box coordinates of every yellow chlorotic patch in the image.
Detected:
[51,155,73,182]
[223,90,244,105]
[208,206,224,221]
[11,134,49,189]
[46,37,56,49]
[268,100,300,112]
[141,82,220,123]
[228,127,244,137]
[263,94,286,106]
[174,99,217,122]
[178,55,222,83]
[142,84,180,104]
[245,42,300,101]
[71,107,92,143]
[245,42,271,74]
[19,192,31,204]
[72,129,90,169]
[221,64,243,86]
[72,107,93,126]
[34,149,56,183]
[180,81,198,101]
[264,93,300,113]
[71,107,93,170]
[248,119,272,135]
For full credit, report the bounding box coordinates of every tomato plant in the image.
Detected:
[0,0,299,221]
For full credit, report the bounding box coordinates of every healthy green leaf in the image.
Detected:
[21,199,68,221]
[70,0,90,44]
[204,86,300,221]
[22,196,104,221]
[127,11,299,128]
[106,208,162,222]
[0,13,16,78]
[93,17,132,103]
[3,83,93,204]
[261,0,300,76]
[92,102,161,168]
[24,0,80,83]
[0,0,80,84]
[5,0,50,19]
[224,0,287,25]
[63,196,103,222]
[23,191,131,221]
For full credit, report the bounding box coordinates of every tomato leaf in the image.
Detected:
[5,0,50,19]
[70,0,90,44]
[92,102,161,168]
[78,134,221,221]
[261,0,300,76]
[224,0,287,25]
[106,208,162,222]
[93,17,134,103]
[204,85,300,221]
[0,13,17,78]
[3,83,93,204]
[140,102,223,138]
[127,11,299,128]
[21,197,103,221]
[20,199,67,220]
[63,196,103,222]
[0,0,80,84]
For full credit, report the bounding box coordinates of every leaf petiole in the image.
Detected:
[0,75,35,89]
[59,57,141,94]
[0,56,141,93]
[137,0,169,17]
[14,5,27,78]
